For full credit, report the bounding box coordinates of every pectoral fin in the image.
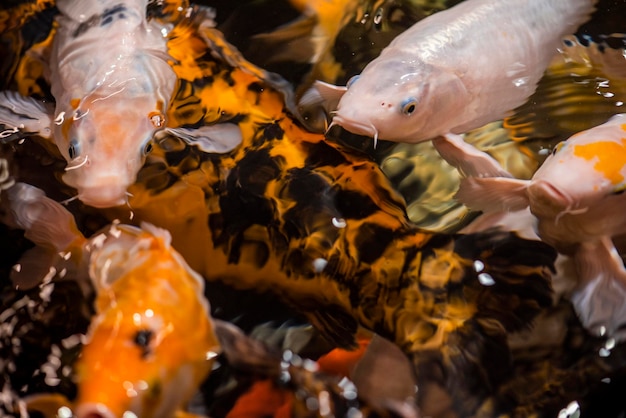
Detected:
[298,81,347,132]
[0,91,53,141]
[455,176,530,213]
[166,123,243,154]
[432,133,512,178]
[4,182,84,251]
[570,237,626,341]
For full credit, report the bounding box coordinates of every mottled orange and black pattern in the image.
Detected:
[90,10,557,415]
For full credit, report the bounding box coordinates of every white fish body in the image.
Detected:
[307,0,595,177]
[47,0,177,208]
[457,114,626,340]
[0,1,243,208]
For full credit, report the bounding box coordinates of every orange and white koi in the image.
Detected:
[457,113,626,341]
[4,182,220,418]
[0,0,242,208]
[302,0,595,177]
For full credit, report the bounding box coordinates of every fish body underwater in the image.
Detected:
[4,182,220,418]
[0,0,177,208]
[306,0,596,176]
[457,113,626,341]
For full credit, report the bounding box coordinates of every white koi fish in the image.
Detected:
[302,0,596,177]
[4,182,220,418]
[0,0,242,208]
[457,114,626,340]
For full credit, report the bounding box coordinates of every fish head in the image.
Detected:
[74,224,219,418]
[529,115,626,219]
[57,92,166,208]
[332,57,466,143]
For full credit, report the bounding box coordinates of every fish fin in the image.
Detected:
[299,80,346,113]
[166,124,243,154]
[4,182,84,251]
[298,81,347,132]
[455,177,530,213]
[570,237,626,340]
[0,91,53,141]
[306,305,359,349]
[10,245,62,290]
[432,133,513,178]
[23,392,72,417]
[248,14,319,65]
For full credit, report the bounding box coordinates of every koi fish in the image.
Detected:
[456,113,626,341]
[0,0,242,208]
[302,0,596,177]
[4,182,220,418]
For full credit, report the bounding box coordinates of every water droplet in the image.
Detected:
[601,377,611,384]
[558,400,580,418]
[616,101,624,107]
[477,272,495,286]
[312,258,328,273]
[332,217,347,228]
[57,406,73,418]
[513,77,529,87]
[473,260,484,272]
[599,347,611,357]
[122,412,139,418]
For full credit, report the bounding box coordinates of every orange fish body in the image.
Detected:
[75,223,219,418]
[3,183,219,418]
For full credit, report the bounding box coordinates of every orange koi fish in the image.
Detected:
[4,182,220,418]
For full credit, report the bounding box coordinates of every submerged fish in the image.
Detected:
[0,0,242,208]
[457,114,626,341]
[4,182,220,418]
[303,0,596,177]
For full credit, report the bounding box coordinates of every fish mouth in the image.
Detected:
[528,180,581,218]
[330,114,379,140]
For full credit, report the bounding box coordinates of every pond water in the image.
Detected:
[1,1,626,417]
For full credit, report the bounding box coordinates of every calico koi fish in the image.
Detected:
[302,0,596,177]
[0,0,242,208]
[4,182,220,418]
[457,114,626,340]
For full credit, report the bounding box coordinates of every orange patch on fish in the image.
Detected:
[573,138,626,185]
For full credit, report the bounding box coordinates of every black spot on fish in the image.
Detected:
[100,4,128,27]
[354,222,395,264]
[304,141,349,168]
[133,329,154,358]
[262,122,284,141]
[334,189,379,220]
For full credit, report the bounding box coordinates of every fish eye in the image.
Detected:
[142,141,153,156]
[133,328,154,358]
[401,97,418,115]
[346,75,360,89]
[551,141,565,156]
[68,140,80,159]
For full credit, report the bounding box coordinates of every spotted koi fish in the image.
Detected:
[457,114,626,343]
[85,14,559,416]
[3,182,220,418]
